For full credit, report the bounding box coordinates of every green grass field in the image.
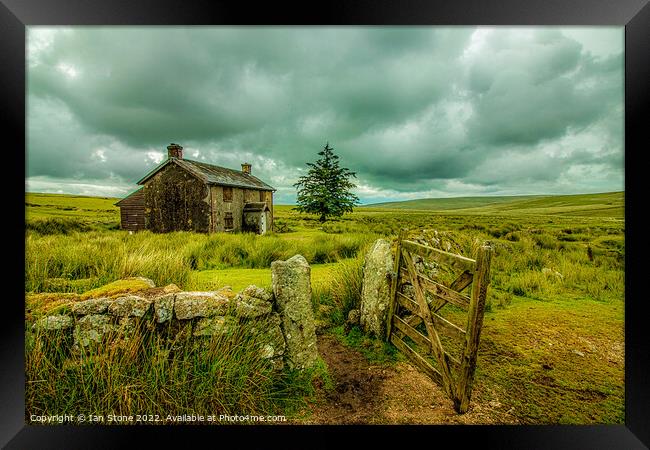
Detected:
[363,191,623,217]
[24,190,625,424]
[190,262,341,293]
[26,192,120,227]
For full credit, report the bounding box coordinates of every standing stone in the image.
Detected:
[360,239,394,339]
[271,254,318,370]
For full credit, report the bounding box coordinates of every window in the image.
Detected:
[224,212,234,230]
[259,190,265,202]
[223,186,233,202]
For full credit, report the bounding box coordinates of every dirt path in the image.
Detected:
[292,334,519,425]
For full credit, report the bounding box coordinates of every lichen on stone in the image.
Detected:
[359,239,394,339]
[71,298,112,315]
[174,292,231,320]
[272,254,317,370]
[108,295,153,317]
[154,293,175,323]
[193,316,237,337]
[33,314,74,331]
[73,314,116,347]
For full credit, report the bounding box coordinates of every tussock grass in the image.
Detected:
[25,317,319,421]
[24,192,625,424]
[26,217,93,235]
[183,231,370,269]
[25,230,376,294]
[25,232,191,293]
[327,252,365,323]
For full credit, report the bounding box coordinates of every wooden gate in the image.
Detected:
[386,230,493,413]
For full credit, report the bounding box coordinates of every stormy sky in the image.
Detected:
[26,27,623,204]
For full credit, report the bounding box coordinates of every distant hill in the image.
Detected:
[362,192,624,218]
[26,191,625,222]
[25,192,121,225]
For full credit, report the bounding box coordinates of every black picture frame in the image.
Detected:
[3,0,648,448]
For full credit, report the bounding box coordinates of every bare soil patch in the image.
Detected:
[292,333,519,425]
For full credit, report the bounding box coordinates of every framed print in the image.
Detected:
[3,0,648,448]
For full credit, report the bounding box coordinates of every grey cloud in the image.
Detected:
[26,26,623,202]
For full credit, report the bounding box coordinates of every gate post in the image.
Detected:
[385,228,407,341]
[455,241,493,413]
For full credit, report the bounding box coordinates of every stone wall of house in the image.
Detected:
[210,185,245,232]
[144,164,211,233]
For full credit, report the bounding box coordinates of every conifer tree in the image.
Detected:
[293,143,360,222]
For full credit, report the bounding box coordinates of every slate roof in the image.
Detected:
[115,187,144,206]
[136,157,276,191]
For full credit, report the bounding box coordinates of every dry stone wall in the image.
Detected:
[32,259,320,372]
[32,241,405,372]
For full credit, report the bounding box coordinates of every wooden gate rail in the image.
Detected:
[386,229,493,413]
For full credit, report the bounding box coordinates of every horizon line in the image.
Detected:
[25,189,625,206]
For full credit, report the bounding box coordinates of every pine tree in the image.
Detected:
[293,143,360,222]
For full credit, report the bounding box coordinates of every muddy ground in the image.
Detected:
[291,333,519,425]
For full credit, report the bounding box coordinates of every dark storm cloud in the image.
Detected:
[26,27,623,202]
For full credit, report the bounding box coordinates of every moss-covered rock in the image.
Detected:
[244,313,286,370]
[79,278,156,300]
[162,283,182,294]
[215,286,236,300]
[42,277,98,293]
[317,304,335,317]
[26,292,80,321]
[241,285,272,302]
[128,276,156,287]
[344,308,361,334]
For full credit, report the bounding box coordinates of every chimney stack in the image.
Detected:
[241,162,252,175]
[167,143,183,159]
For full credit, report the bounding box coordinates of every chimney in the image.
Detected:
[167,143,183,159]
[241,162,251,175]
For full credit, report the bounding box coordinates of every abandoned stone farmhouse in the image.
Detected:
[116,143,275,234]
